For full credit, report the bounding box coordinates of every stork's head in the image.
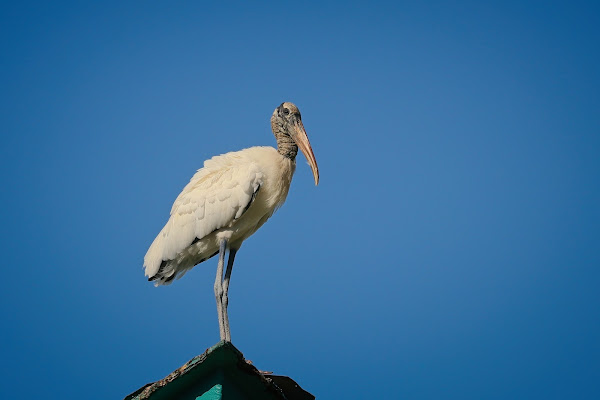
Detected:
[271,102,319,185]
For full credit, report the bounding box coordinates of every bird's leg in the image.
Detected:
[221,248,238,342]
[214,239,228,341]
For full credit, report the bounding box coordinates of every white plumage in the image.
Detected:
[144,146,294,284]
[143,102,318,342]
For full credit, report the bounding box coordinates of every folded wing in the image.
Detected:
[144,152,263,279]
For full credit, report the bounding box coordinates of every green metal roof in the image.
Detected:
[123,342,314,400]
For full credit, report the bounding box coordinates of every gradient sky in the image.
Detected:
[1,1,599,399]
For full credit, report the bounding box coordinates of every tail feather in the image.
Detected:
[146,250,219,286]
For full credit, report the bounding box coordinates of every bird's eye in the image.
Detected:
[283,108,290,115]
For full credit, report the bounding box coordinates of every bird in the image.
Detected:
[143,102,319,342]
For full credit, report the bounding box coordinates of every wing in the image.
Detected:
[144,152,263,279]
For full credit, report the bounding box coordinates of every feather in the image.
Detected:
[143,146,294,284]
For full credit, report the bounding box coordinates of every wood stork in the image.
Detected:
[144,102,319,342]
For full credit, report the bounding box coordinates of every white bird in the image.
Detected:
[144,102,319,342]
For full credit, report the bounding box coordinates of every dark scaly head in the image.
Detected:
[271,102,319,185]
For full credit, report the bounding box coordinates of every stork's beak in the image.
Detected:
[293,119,319,185]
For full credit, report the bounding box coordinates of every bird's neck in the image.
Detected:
[272,124,298,160]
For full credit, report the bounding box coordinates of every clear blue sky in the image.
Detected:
[1,1,599,399]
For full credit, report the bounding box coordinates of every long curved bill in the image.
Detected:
[293,119,319,185]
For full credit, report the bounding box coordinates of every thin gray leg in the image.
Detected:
[214,239,228,341]
[222,248,237,342]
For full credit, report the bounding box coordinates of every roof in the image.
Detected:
[123,341,314,400]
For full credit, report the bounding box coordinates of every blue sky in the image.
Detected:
[1,1,599,399]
